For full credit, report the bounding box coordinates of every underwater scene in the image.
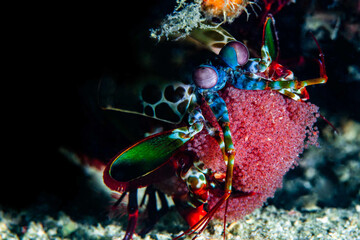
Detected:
[2,0,360,239]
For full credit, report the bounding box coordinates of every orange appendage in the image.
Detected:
[185,205,208,228]
[202,0,250,19]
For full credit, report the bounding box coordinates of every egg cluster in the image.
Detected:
[185,86,319,220]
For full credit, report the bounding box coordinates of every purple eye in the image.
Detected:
[192,66,218,89]
[219,41,249,68]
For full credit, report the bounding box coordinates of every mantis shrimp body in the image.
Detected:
[100,15,327,240]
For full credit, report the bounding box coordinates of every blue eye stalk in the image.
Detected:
[193,64,228,93]
[219,41,249,69]
[193,41,250,94]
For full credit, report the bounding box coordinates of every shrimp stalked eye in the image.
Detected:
[219,41,249,69]
[192,65,219,89]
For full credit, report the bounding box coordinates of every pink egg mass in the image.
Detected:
[180,85,319,221]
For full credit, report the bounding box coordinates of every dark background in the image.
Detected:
[4,1,167,212]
